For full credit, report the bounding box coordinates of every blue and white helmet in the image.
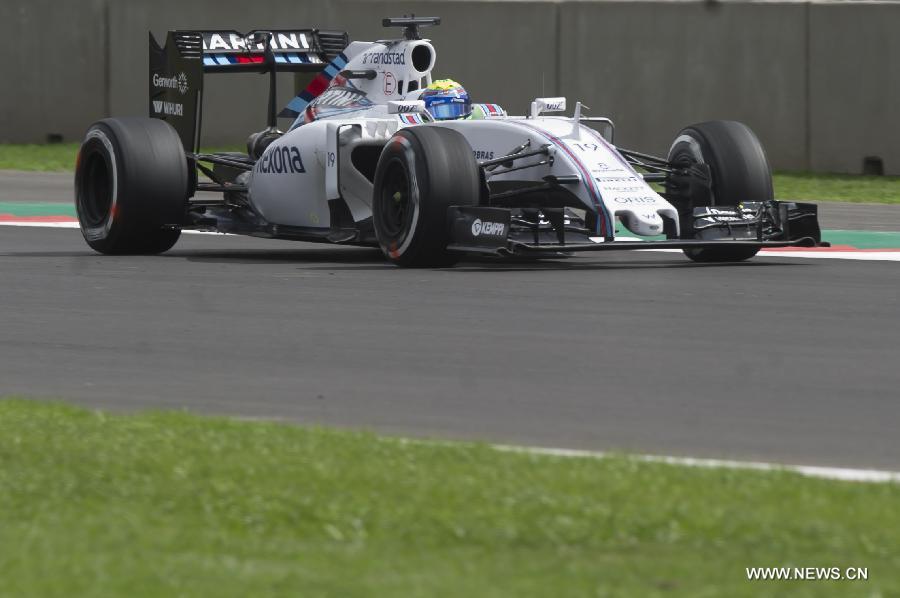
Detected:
[421,79,472,120]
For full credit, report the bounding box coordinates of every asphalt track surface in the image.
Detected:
[2,172,899,470]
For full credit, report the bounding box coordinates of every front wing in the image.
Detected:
[446,202,823,257]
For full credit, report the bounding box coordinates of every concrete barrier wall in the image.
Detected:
[809,1,900,175]
[0,0,108,144]
[559,1,809,169]
[1,0,898,174]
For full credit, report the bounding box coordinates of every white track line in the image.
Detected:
[758,250,900,261]
[0,221,79,228]
[492,444,900,484]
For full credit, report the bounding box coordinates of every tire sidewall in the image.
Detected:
[668,121,773,208]
[74,117,187,254]
[373,133,425,262]
[75,124,120,245]
[667,121,771,262]
[372,126,480,267]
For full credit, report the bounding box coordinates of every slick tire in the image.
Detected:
[667,120,773,263]
[75,117,188,254]
[372,126,480,267]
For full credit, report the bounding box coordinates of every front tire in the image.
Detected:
[75,117,188,254]
[667,120,772,263]
[372,126,481,267]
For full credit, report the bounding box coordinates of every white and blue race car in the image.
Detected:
[75,16,822,266]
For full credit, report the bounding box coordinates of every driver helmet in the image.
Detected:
[421,79,471,120]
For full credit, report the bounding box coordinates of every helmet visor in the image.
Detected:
[428,100,471,120]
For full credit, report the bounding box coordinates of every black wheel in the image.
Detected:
[372,126,480,267]
[75,117,188,254]
[667,120,772,263]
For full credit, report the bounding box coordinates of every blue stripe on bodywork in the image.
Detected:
[515,122,616,237]
[281,52,350,126]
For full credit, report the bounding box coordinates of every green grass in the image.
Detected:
[0,143,82,172]
[1,400,897,597]
[0,143,243,173]
[773,171,900,204]
[2,143,899,204]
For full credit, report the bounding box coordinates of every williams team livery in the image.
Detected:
[75,17,823,266]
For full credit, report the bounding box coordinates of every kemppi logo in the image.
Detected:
[471,218,505,237]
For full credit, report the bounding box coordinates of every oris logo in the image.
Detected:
[614,196,657,204]
[471,218,505,237]
[153,72,189,95]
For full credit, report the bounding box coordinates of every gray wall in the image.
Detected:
[560,1,809,169]
[1,0,898,174]
[0,0,108,143]
[809,1,900,174]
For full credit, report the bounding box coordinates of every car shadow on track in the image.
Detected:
[3,248,812,272]
[172,249,812,272]
[175,247,392,267]
[448,260,810,272]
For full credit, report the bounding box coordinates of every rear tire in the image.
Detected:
[75,117,188,254]
[667,120,772,263]
[372,126,480,267]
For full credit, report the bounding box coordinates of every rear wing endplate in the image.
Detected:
[149,29,349,151]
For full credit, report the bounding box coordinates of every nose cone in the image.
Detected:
[619,210,664,236]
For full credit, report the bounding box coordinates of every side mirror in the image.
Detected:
[530,97,566,118]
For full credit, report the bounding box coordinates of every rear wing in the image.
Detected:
[149,29,349,151]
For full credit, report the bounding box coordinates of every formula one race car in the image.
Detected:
[75,17,822,266]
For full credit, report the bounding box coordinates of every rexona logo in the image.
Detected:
[255,146,305,174]
[471,218,506,237]
[152,72,189,95]
[152,100,184,116]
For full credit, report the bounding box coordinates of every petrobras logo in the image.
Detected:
[152,72,189,95]
[362,51,406,66]
[471,218,506,237]
[473,150,494,160]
